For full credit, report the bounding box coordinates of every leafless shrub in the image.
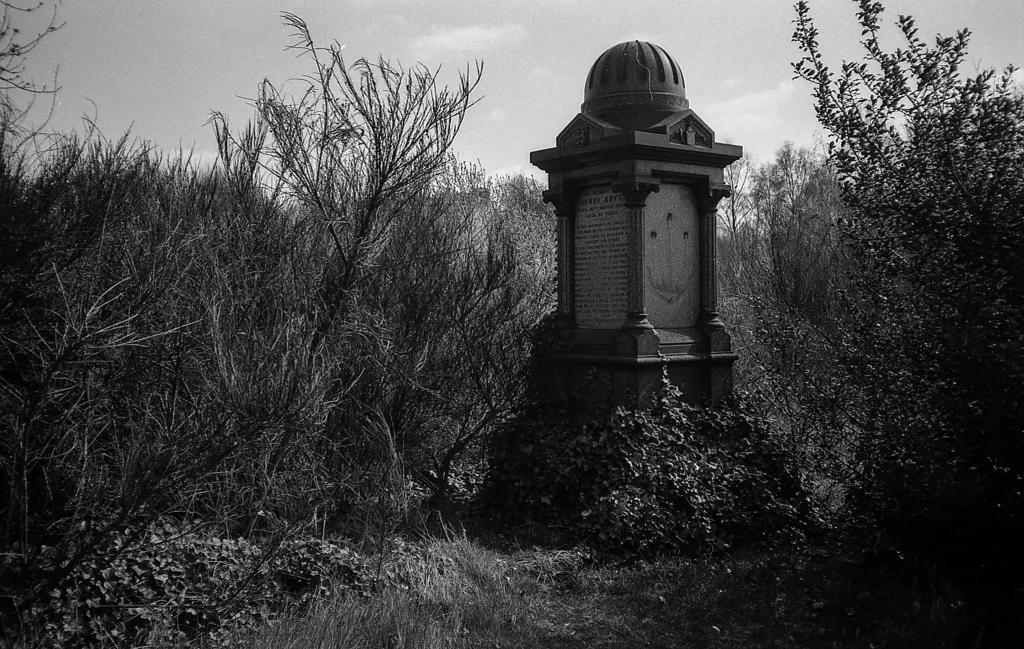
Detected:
[719,144,864,508]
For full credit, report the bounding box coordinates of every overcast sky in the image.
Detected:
[17,0,1024,180]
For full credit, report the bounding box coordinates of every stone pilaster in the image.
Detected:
[696,185,735,405]
[613,182,660,331]
[697,185,730,337]
[543,189,578,329]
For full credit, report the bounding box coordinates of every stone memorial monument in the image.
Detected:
[530,40,742,409]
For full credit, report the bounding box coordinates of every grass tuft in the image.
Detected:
[229,535,535,649]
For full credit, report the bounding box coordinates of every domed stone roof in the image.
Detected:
[582,41,689,130]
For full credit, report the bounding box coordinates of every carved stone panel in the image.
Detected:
[574,186,627,328]
[557,115,605,151]
[667,114,714,148]
[643,184,701,329]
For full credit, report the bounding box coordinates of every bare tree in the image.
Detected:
[718,144,861,507]
[209,13,487,533]
[0,0,62,125]
[720,152,752,239]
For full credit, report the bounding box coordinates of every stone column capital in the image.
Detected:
[699,184,732,213]
[543,187,580,217]
[612,181,660,208]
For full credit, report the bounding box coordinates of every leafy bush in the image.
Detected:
[0,520,366,648]
[484,379,816,560]
[793,2,1024,637]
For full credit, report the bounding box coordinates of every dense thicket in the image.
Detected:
[6,1,1021,645]
[0,15,553,647]
[718,144,857,507]
[718,1,1024,641]
[798,0,1024,604]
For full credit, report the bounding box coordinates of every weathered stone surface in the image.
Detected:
[643,184,701,330]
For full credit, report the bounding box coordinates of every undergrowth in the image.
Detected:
[483,379,818,560]
[0,520,365,647]
[226,535,534,649]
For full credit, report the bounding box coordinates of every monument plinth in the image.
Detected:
[531,40,742,409]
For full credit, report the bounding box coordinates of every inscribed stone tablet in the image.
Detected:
[574,186,626,328]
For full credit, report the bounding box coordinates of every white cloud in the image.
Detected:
[706,80,799,134]
[411,24,524,53]
[488,163,547,185]
[704,80,816,162]
[490,108,508,122]
[613,32,667,47]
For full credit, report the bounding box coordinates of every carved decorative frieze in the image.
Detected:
[556,115,614,151]
[571,122,590,148]
[584,93,688,115]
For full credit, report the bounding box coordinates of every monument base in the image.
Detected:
[541,326,736,417]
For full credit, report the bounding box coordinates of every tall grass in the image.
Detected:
[231,536,534,649]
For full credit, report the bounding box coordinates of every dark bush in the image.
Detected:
[0,519,366,648]
[792,1,1024,640]
[483,379,817,560]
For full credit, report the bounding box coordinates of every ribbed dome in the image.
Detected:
[582,41,689,130]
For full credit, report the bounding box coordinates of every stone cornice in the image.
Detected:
[532,131,742,172]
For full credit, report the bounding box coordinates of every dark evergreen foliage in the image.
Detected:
[483,379,817,560]
[794,0,1024,637]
